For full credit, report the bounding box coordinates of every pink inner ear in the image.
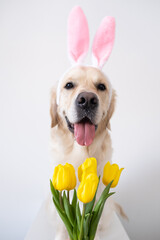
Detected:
[68,6,89,63]
[92,16,115,68]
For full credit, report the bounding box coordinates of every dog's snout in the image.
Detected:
[76,92,99,109]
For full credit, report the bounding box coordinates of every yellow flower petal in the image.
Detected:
[78,157,97,182]
[52,163,76,191]
[77,173,99,203]
[111,168,124,187]
[102,162,124,188]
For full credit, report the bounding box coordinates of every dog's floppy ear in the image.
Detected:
[106,89,116,130]
[50,88,58,128]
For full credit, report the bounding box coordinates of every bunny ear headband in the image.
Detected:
[56,6,115,105]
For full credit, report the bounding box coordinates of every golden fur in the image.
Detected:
[50,66,116,167]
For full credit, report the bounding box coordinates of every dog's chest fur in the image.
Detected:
[50,125,113,177]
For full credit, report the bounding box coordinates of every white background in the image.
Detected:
[0,0,160,239]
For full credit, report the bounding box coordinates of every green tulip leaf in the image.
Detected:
[72,189,77,210]
[76,202,82,232]
[85,194,96,215]
[73,219,78,240]
[55,189,59,197]
[89,191,115,240]
[52,197,73,240]
[63,191,75,227]
[71,204,75,220]
[50,180,60,207]
[84,237,89,240]
[77,225,80,240]
[94,180,113,213]
[89,201,105,240]
[84,213,91,238]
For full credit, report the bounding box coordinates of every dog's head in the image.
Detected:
[50,66,116,146]
[50,7,116,146]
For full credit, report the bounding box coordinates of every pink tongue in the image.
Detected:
[74,122,95,146]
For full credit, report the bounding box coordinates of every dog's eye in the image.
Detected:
[97,84,106,91]
[64,82,74,89]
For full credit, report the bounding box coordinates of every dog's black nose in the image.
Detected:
[76,92,99,109]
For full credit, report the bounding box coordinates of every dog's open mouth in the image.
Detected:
[65,116,97,146]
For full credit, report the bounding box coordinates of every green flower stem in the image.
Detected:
[59,191,64,210]
[79,203,86,240]
[67,190,70,202]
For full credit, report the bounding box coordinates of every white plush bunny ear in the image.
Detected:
[67,6,89,65]
[92,16,115,69]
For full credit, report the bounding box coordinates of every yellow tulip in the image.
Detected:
[102,162,124,188]
[77,173,99,203]
[78,157,97,182]
[52,163,76,191]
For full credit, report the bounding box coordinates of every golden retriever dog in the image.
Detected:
[47,6,126,240]
[49,66,116,240]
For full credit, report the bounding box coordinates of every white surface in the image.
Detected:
[25,201,129,240]
[0,0,160,240]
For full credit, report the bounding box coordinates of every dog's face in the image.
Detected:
[50,66,115,146]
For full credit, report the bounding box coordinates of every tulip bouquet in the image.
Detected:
[50,158,123,240]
